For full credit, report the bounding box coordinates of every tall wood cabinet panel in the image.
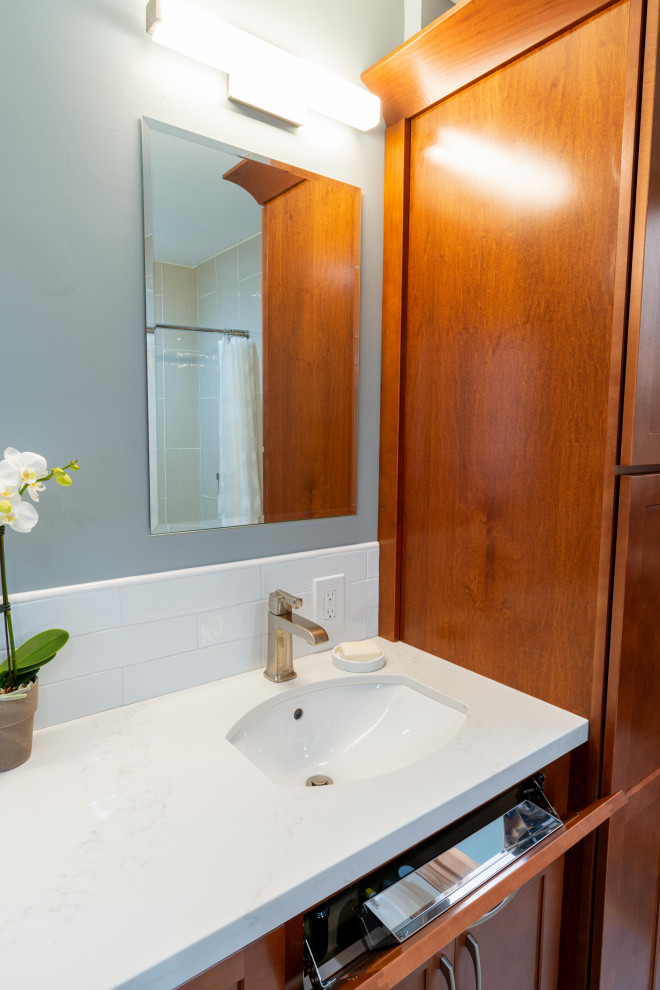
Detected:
[620,0,660,467]
[602,474,660,793]
[593,772,660,990]
[401,0,629,717]
[592,474,660,988]
[382,0,641,806]
[362,0,657,987]
[378,118,410,642]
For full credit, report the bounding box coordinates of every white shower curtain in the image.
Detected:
[217,335,263,527]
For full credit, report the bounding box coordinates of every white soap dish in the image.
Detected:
[332,641,385,672]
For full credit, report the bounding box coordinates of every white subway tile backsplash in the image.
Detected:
[367,547,379,580]
[291,611,368,659]
[39,615,199,685]
[260,550,367,598]
[11,589,121,644]
[34,670,124,729]
[14,542,377,728]
[199,600,267,648]
[120,566,261,625]
[38,627,123,684]
[123,637,263,704]
[345,578,378,614]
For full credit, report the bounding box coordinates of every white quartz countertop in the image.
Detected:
[0,639,588,990]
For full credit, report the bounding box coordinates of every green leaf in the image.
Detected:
[0,629,69,675]
[15,629,68,665]
[14,657,55,680]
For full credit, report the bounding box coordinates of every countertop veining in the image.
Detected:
[0,639,588,990]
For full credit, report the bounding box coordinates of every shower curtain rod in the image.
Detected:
[147,323,250,338]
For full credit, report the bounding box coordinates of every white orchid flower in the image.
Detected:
[3,447,48,501]
[0,459,21,499]
[0,494,38,533]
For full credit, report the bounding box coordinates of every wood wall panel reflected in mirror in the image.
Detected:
[141,118,360,534]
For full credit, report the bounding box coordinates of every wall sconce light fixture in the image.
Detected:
[146,0,381,131]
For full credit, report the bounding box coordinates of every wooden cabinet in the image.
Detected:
[453,873,562,990]
[620,0,660,467]
[593,773,660,990]
[371,0,641,805]
[175,927,286,990]
[392,867,563,990]
[355,860,564,990]
[362,0,660,987]
[338,794,622,990]
[592,471,660,986]
[388,942,454,989]
[172,793,623,990]
[602,474,660,796]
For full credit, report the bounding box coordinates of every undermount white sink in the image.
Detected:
[226,675,468,787]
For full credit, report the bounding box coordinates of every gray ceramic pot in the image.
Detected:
[0,679,38,772]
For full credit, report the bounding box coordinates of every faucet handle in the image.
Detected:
[269,589,302,615]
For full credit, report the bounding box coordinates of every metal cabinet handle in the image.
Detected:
[470,890,517,928]
[466,932,482,990]
[438,954,456,990]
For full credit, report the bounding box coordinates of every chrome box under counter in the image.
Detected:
[0,639,588,990]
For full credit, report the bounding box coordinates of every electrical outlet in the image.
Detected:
[324,588,336,620]
[313,574,345,632]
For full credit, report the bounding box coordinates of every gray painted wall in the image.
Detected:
[0,0,402,593]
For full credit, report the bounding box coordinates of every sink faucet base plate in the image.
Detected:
[263,669,298,683]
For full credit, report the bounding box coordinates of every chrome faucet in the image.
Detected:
[265,589,329,682]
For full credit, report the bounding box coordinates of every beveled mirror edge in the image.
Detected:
[141,116,362,536]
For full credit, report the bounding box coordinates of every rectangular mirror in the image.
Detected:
[141,118,360,534]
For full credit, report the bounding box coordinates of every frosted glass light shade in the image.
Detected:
[146,0,381,131]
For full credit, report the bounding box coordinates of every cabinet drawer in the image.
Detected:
[343,792,625,990]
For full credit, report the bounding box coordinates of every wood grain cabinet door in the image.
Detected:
[391,943,456,990]
[620,0,660,468]
[399,1,638,767]
[453,861,563,990]
[594,772,660,990]
[603,473,660,794]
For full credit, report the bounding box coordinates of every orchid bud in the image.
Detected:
[69,460,79,471]
[53,467,65,476]
[0,500,11,515]
[56,473,72,487]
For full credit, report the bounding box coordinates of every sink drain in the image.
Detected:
[306,774,334,787]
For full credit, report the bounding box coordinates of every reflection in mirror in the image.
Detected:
[142,118,360,534]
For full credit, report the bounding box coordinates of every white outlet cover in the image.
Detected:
[313,574,345,632]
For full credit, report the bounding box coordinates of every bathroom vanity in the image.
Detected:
[0,641,609,990]
[177,859,566,990]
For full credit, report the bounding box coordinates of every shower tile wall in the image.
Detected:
[153,262,201,529]
[195,233,263,525]
[153,235,263,530]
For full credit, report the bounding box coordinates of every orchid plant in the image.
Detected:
[0,447,79,695]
